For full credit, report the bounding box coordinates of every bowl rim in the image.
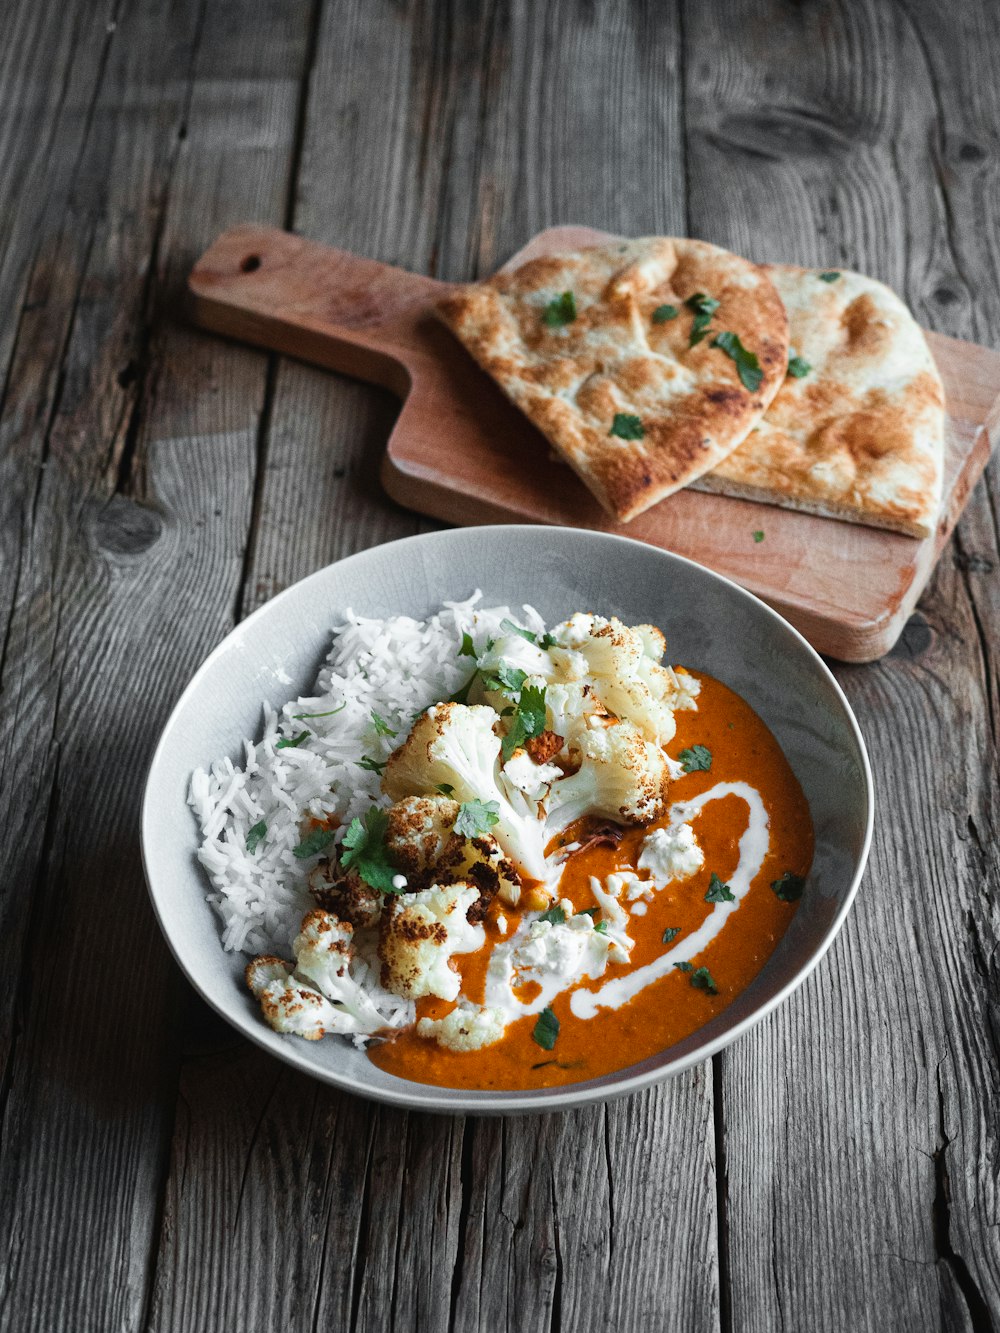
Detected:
[141,523,874,1115]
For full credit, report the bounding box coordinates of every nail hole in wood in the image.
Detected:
[241,254,261,273]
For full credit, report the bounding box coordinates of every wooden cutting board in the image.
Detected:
[188,224,1000,662]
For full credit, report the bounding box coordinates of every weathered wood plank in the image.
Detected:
[152,3,721,1332]
[0,1,315,1329]
[682,1,1000,1328]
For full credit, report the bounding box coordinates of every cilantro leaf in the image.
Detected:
[787,353,811,378]
[340,806,398,893]
[538,905,567,925]
[818,270,840,282]
[532,1006,560,1050]
[500,617,537,643]
[578,907,597,918]
[538,632,557,649]
[679,744,712,773]
[674,960,693,973]
[371,710,397,738]
[501,682,547,761]
[276,730,309,750]
[772,871,805,902]
[712,331,763,392]
[481,662,527,695]
[435,783,456,798]
[610,413,644,440]
[690,966,719,994]
[293,826,337,860]
[686,292,720,345]
[459,631,476,658]
[454,799,501,838]
[652,303,678,323]
[543,291,576,328]
[752,530,765,543]
[246,820,267,855]
[594,919,609,935]
[293,702,346,720]
[705,872,736,903]
[661,926,681,945]
[358,755,386,773]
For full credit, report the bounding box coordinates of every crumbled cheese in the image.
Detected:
[496,913,508,935]
[637,823,704,885]
[391,873,408,890]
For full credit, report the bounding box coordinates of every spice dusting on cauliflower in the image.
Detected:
[238,600,703,1055]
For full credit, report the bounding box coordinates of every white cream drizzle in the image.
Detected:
[570,782,769,1019]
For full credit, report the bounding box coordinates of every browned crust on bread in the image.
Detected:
[437,238,790,522]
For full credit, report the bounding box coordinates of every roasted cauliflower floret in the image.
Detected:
[245,954,359,1041]
[308,861,382,928]
[378,881,484,1000]
[550,613,685,745]
[416,1001,507,1051]
[384,793,521,906]
[293,910,390,1029]
[546,718,671,833]
[383,703,548,880]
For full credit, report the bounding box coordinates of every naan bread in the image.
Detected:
[437,238,790,521]
[694,265,945,538]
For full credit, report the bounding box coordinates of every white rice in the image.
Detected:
[188,592,546,957]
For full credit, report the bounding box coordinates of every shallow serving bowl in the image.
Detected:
[141,525,873,1115]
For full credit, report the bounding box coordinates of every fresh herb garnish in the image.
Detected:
[371,710,397,738]
[501,682,547,761]
[449,673,477,705]
[674,960,693,973]
[652,303,678,323]
[293,826,337,860]
[276,730,309,750]
[818,270,841,282]
[609,413,645,440]
[532,1006,560,1050]
[455,798,501,838]
[678,744,712,773]
[579,907,598,917]
[705,872,736,903]
[340,806,398,893]
[358,755,386,774]
[543,291,576,328]
[752,530,765,543]
[246,820,267,855]
[712,331,763,392]
[691,966,719,994]
[772,871,805,902]
[686,292,720,345]
[538,905,567,925]
[787,353,811,378]
[661,926,681,944]
[500,617,537,643]
[459,631,476,657]
[435,783,456,798]
[481,661,528,695]
[538,632,557,649]
[292,702,346,720]
[594,919,609,935]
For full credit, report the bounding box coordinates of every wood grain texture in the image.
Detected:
[0,1,997,1331]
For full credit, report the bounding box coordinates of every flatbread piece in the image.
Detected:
[437,238,790,522]
[694,264,945,538]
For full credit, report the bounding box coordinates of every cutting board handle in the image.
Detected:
[188,225,451,397]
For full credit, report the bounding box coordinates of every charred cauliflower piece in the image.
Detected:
[384,794,521,907]
[378,881,484,1000]
[383,704,549,880]
[551,613,689,745]
[416,1001,507,1052]
[308,861,382,928]
[245,954,358,1041]
[546,717,671,833]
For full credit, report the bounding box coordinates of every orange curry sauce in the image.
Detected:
[369,672,813,1090]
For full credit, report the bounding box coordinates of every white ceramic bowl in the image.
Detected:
[141,525,873,1114]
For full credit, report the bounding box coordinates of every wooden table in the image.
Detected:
[1,2,997,1329]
